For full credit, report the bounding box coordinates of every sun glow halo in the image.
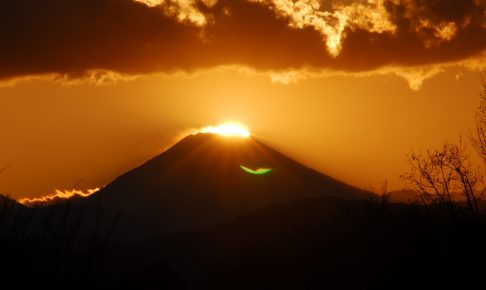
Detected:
[197,123,250,138]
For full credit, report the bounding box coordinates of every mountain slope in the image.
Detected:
[80,133,369,239]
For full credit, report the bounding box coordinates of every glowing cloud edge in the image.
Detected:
[18,188,100,206]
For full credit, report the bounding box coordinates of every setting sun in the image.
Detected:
[196,123,251,138]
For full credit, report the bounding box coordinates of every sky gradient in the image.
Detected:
[0,0,485,198]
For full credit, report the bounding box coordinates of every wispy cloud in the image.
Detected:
[18,188,100,207]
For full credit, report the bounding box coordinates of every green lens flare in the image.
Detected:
[240,165,272,175]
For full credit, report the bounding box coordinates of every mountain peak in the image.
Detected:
[195,123,251,138]
[82,133,368,240]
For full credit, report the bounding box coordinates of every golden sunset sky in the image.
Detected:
[0,0,485,198]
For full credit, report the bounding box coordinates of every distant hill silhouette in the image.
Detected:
[107,197,485,290]
[77,133,369,240]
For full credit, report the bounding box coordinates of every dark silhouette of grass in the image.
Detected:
[1,193,485,289]
[0,194,121,288]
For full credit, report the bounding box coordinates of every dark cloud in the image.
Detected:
[0,0,485,80]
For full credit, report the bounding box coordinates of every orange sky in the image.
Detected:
[0,0,485,198]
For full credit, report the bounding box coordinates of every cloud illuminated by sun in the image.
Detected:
[195,123,251,138]
[18,188,100,207]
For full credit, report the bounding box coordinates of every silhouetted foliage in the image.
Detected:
[0,195,121,288]
[402,138,483,221]
[402,82,486,222]
[472,80,486,163]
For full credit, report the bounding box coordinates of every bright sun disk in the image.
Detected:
[197,123,250,138]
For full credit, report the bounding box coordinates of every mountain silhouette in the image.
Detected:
[78,133,369,240]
